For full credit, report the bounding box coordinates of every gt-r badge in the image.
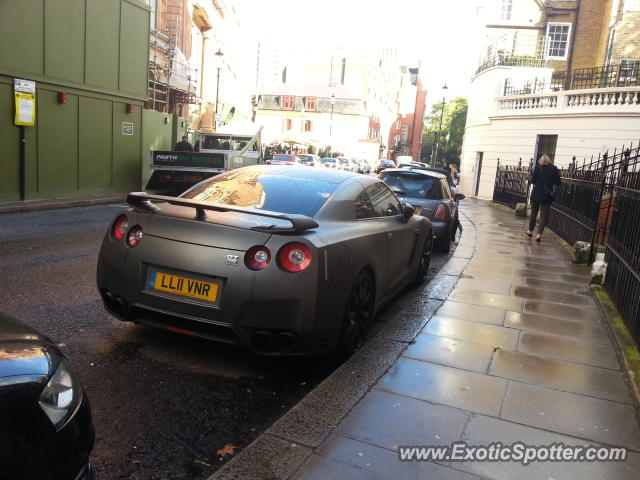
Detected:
[226,255,239,266]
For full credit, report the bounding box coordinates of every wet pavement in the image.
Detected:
[0,203,453,480]
[263,199,640,480]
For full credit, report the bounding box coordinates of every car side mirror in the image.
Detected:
[402,204,414,221]
[455,193,465,201]
[392,189,406,197]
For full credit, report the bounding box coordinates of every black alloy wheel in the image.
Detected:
[337,270,375,358]
[414,234,433,286]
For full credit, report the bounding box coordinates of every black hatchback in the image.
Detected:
[0,311,94,480]
[380,168,464,253]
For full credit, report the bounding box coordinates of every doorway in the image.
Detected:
[474,152,483,196]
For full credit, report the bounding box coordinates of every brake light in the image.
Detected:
[277,243,312,273]
[112,215,128,241]
[435,204,447,221]
[245,246,271,270]
[127,226,143,247]
[266,160,272,165]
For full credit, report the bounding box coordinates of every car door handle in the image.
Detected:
[387,232,393,238]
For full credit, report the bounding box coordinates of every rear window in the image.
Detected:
[323,158,336,163]
[382,173,441,199]
[182,170,335,217]
[274,155,294,161]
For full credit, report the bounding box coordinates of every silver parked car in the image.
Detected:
[380,168,464,253]
[97,166,434,357]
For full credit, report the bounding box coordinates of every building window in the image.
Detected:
[284,119,293,130]
[304,97,316,111]
[341,58,346,85]
[149,0,157,30]
[620,59,640,83]
[304,120,313,132]
[500,0,512,20]
[546,23,571,60]
[282,67,287,84]
[280,96,294,110]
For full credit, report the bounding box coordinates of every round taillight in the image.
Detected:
[435,204,447,221]
[112,215,128,241]
[127,226,143,247]
[245,246,271,270]
[277,243,312,273]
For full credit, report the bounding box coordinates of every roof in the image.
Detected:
[382,167,446,179]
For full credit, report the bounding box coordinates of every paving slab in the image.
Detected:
[375,357,508,416]
[403,334,495,373]
[513,286,598,309]
[504,311,610,344]
[456,277,514,296]
[501,381,640,450]
[523,276,592,294]
[302,434,481,480]
[423,316,519,349]
[435,301,506,325]
[489,350,632,404]
[335,390,469,450]
[449,289,525,312]
[458,414,640,480]
[523,300,601,322]
[518,331,620,369]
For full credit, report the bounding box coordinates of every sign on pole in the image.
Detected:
[14,79,36,126]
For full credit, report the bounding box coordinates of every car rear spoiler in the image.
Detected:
[126,192,319,233]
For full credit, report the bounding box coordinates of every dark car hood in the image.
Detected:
[0,314,53,378]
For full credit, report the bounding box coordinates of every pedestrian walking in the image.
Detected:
[174,135,193,152]
[527,154,561,242]
[449,163,459,181]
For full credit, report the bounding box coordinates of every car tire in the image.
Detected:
[413,233,433,286]
[336,270,375,358]
[434,231,451,253]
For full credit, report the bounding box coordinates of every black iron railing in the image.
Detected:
[492,159,532,208]
[503,63,640,96]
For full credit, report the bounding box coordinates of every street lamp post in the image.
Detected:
[214,48,224,130]
[329,93,335,139]
[432,84,448,167]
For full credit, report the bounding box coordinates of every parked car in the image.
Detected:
[97,166,433,357]
[266,153,300,166]
[397,162,428,170]
[336,157,352,171]
[297,154,323,167]
[0,311,95,480]
[380,168,464,253]
[355,158,371,174]
[376,159,396,173]
[322,157,337,168]
[424,167,458,195]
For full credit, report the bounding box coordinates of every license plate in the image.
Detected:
[147,270,219,302]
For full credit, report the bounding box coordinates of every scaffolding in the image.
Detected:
[147,2,197,115]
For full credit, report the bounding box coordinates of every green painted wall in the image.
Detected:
[0,0,151,201]
[0,0,149,100]
[0,83,20,202]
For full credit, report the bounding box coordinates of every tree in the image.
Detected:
[421,96,468,168]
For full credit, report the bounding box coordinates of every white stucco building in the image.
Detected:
[459,0,640,200]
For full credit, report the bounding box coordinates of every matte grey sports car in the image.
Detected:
[97,166,433,356]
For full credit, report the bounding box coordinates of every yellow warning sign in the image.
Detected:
[15,92,36,126]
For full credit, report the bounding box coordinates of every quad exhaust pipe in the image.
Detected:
[250,330,297,353]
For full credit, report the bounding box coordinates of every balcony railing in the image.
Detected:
[476,33,551,76]
[496,86,640,116]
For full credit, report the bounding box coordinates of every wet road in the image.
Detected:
[0,204,452,479]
